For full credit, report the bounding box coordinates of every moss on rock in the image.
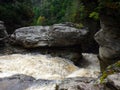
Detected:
[100,61,120,83]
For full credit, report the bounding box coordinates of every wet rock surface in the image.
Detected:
[0,74,58,90]
[1,73,119,90]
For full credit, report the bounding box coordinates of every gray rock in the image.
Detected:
[94,14,120,70]
[10,24,88,48]
[0,74,35,90]
[0,74,58,90]
[106,73,120,90]
[58,77,104,90]
[0,74,117,90]
[0,21,8,47]
[95,29,120,60]
[0,21,8,38]
[10,26,50,48]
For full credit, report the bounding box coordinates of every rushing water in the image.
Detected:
[0,53,100,79]
[67,53,100,78]
[0,54,79,80]
[0,53,100,90]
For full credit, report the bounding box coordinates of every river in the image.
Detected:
[0,53,100,90]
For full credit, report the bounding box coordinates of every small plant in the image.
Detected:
[89,12,99,20]
[75,23,84,29]
[37,16,46,25]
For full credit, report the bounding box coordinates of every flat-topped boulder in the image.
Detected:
[10,23,88,48]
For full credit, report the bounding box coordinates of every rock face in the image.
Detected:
[0,74,119,90]
[58,77,104,90]
[94,8,120,70]
[10,23,88,48]
[0,74,58,90]
[106,73,120,90]
[0,21,8,47]
[59,73,120,90]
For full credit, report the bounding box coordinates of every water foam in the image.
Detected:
[0,54,79,80]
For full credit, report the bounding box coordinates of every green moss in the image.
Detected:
[100,60,120,83]
[75,23,84,29]
[89,12,99,20]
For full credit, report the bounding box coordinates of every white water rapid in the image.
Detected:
[0,54,79,80]
[0,53,100,90]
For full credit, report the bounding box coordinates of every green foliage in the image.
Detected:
[75,23,84,29]
[37,16,46,25]
[1,0,119,33]
[98,0,120,9]
[89,12,99,20]
[32,0,86,25]
[0,0,34,33]
[0,0,101,30]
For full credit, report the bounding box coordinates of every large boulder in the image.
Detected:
[9,24,88,65]
[10,23,88,48]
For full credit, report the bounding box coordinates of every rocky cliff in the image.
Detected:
[95,7,120,71]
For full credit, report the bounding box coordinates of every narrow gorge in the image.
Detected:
[0,0,120,90]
